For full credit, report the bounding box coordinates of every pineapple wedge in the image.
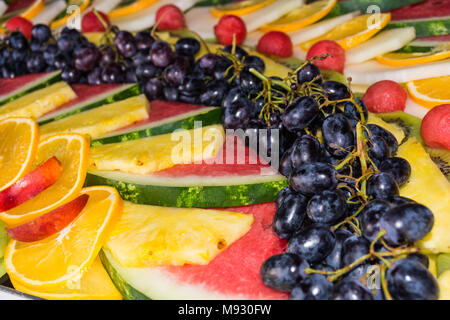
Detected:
[105,201,254,268]
[397,138,450,253]
[89,124,225,175]
[0,82,76,121]
[40,95,149,140]
[438,270,450,300]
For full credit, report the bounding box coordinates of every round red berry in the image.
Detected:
[257,31,293,58]
[363,80,407,113]
[5,16,33,39]
[82,10,110,33]
[155,4,185,30]
[306,40,345,73]
[421,104,450,150]
[214,15,247,46]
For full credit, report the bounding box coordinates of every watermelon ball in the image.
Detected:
[306,40,345,73]
[5,16,33,39]
[363,80,407,113]
[82,10,111,33]
[155,4,186,31]
[214,15,247,46]
[257,31,293,58]
[421,104,450,150]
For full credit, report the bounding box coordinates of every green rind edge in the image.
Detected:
[90,107,223,146]
[0,72,62,106]
[386,18,450,37]
[99,250,151,301]
[37,84,141,125]
[85,173,287,208]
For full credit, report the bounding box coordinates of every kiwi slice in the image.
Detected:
[426,147,450,182]
[437,254,450,278]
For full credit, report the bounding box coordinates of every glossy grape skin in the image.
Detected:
[87,67,102,85]
[380,203,434,246]
[279,151,293,177]
[387,259,439,300]
[341,235,370,267]
[367,135,390,165]
[239,69,263,95]
[331,279,374,300]
[287,224,335,264]
[26,52,46,73]
[342,98,368,122]
[306,190,346,225]
[174,38,200,56]
[31,24,52,43]
[379,157,411,187]
[163,64,186,86]
[366,124,398,155]
[143,78,163,101]
[199,79,229,106]
[197,53,221,74]
[61,66,81,84]
[260,253,309,292]
[290,162,337,195]
[222,97,253,129]
[297,63,322,85]
[360,199,392,241]
[273,193,309,239]
[325,229,353,270]
[322,114,355,158]
[74,46,101,72]
[276,187,297,208]
[367,172,399,200]
[388,195,415,207]
[150,41,173,67]
[135,63,161,80]
[9,32,28,51]
[407,253,429,269]
[282,97,319,132]
[101,63,123,83]
[322,81,351,101]
[244,55,265,73]
[289,274,333,300]
[114,31,137,58]
[290,135,321,168]
[222,45,248,60]
[135,31,155,51]
[57,35,74,53]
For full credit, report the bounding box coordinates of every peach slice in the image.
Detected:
[6,194,89,242]
[0,157,62,212]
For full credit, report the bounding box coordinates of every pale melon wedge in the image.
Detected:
[0,1,7,17]
[32,0,67,25]
[88,0,121,13]
[40,94,150,140]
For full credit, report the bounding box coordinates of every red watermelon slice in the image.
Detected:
[4,0,35,15]
[100,202,289,300]
[390,0,450,20]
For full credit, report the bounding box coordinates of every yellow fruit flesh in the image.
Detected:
[376,51,450,67]
[108,0,159,18]
[105,201,254,268]
[438,270,450,300]
[367,113,405,144]
[210,0,276,18]
[406,76,450,109]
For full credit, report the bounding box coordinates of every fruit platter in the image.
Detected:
[0,0,448,301]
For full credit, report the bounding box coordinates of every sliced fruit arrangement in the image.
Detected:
[387,16,450,37]
[376,43,450,67]
[19,0,44,21]
[325,0,423,19]
[31,0,67,25]
[108,0,160,19]
[209,0,277,18]
[50,0,91,30]
[406,76,450,109]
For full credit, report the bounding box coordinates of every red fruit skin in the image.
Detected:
[5,16,33,39]
[214,15,247,45]
[306,40,345,73]
[0,157,62,212]
[155,4,186,30]
[362,80,407,113]
[6,194,89,242]
[421,104,450,150]
[257,31,293,58]
[81,10,111,33]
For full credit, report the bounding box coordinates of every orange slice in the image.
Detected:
[12,257,122,300]
[376,50,450,67]
[300,13,391,51]
[406,76,450,109]
[20,0,45,20]
[260,0,336,33]
[0,134,89,226]
[0,117,39,192]
[210,0,276,18]
[50,0,90,30]
[108,0,159,19]
[4,186,123,289]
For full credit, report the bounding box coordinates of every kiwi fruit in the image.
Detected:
[377,111,424,145]
[437,253,450,278]
[426,147,450,182]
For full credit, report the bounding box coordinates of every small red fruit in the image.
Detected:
[363,80,407,113]
[5,16,33,39]
[421,104,450,150]
[81,10,111,33]
[214,15,247,46]
[306,40,345,73]
[155,4,186,30]
[257,31,293,58]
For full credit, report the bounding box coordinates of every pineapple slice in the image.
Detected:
[89,124,225,174]
[367,113,405,145]
[397,138,450,253]
[40,95,149,140]
[0,82,76,121]
[105,201,254,268]
[438,270,450,300]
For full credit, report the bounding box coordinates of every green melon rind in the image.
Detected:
[37,83,141,125]
[0,71,61,106]
[85,172,287,208]
[386,17,450,37]
[99,250,150,300]
[90,107,222,147]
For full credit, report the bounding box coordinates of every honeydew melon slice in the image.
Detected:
[346,27,416,64]
[185,7,218,40]
[88,0,122,13]
[0,1,7,17]
[31,0,66,25]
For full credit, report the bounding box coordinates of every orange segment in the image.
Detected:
[11,257,122,300]
[50,0,90,30]
[0,117,39,192]
[20,0,45,20]
[108,0,159,18]
[406,76,450,109]
[376,50,450,67]
[210,0,276,18]
[260,0,336,33]
[4,186,123,289]
[300,13,391,50]
[0,134,89,226]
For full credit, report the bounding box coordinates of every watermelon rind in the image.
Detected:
[91,106,223,146]
[85,170,287,208]
[325,0,423,19]
[0,71,61,106]
[37,83,141,125]
[386,16,450,37]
